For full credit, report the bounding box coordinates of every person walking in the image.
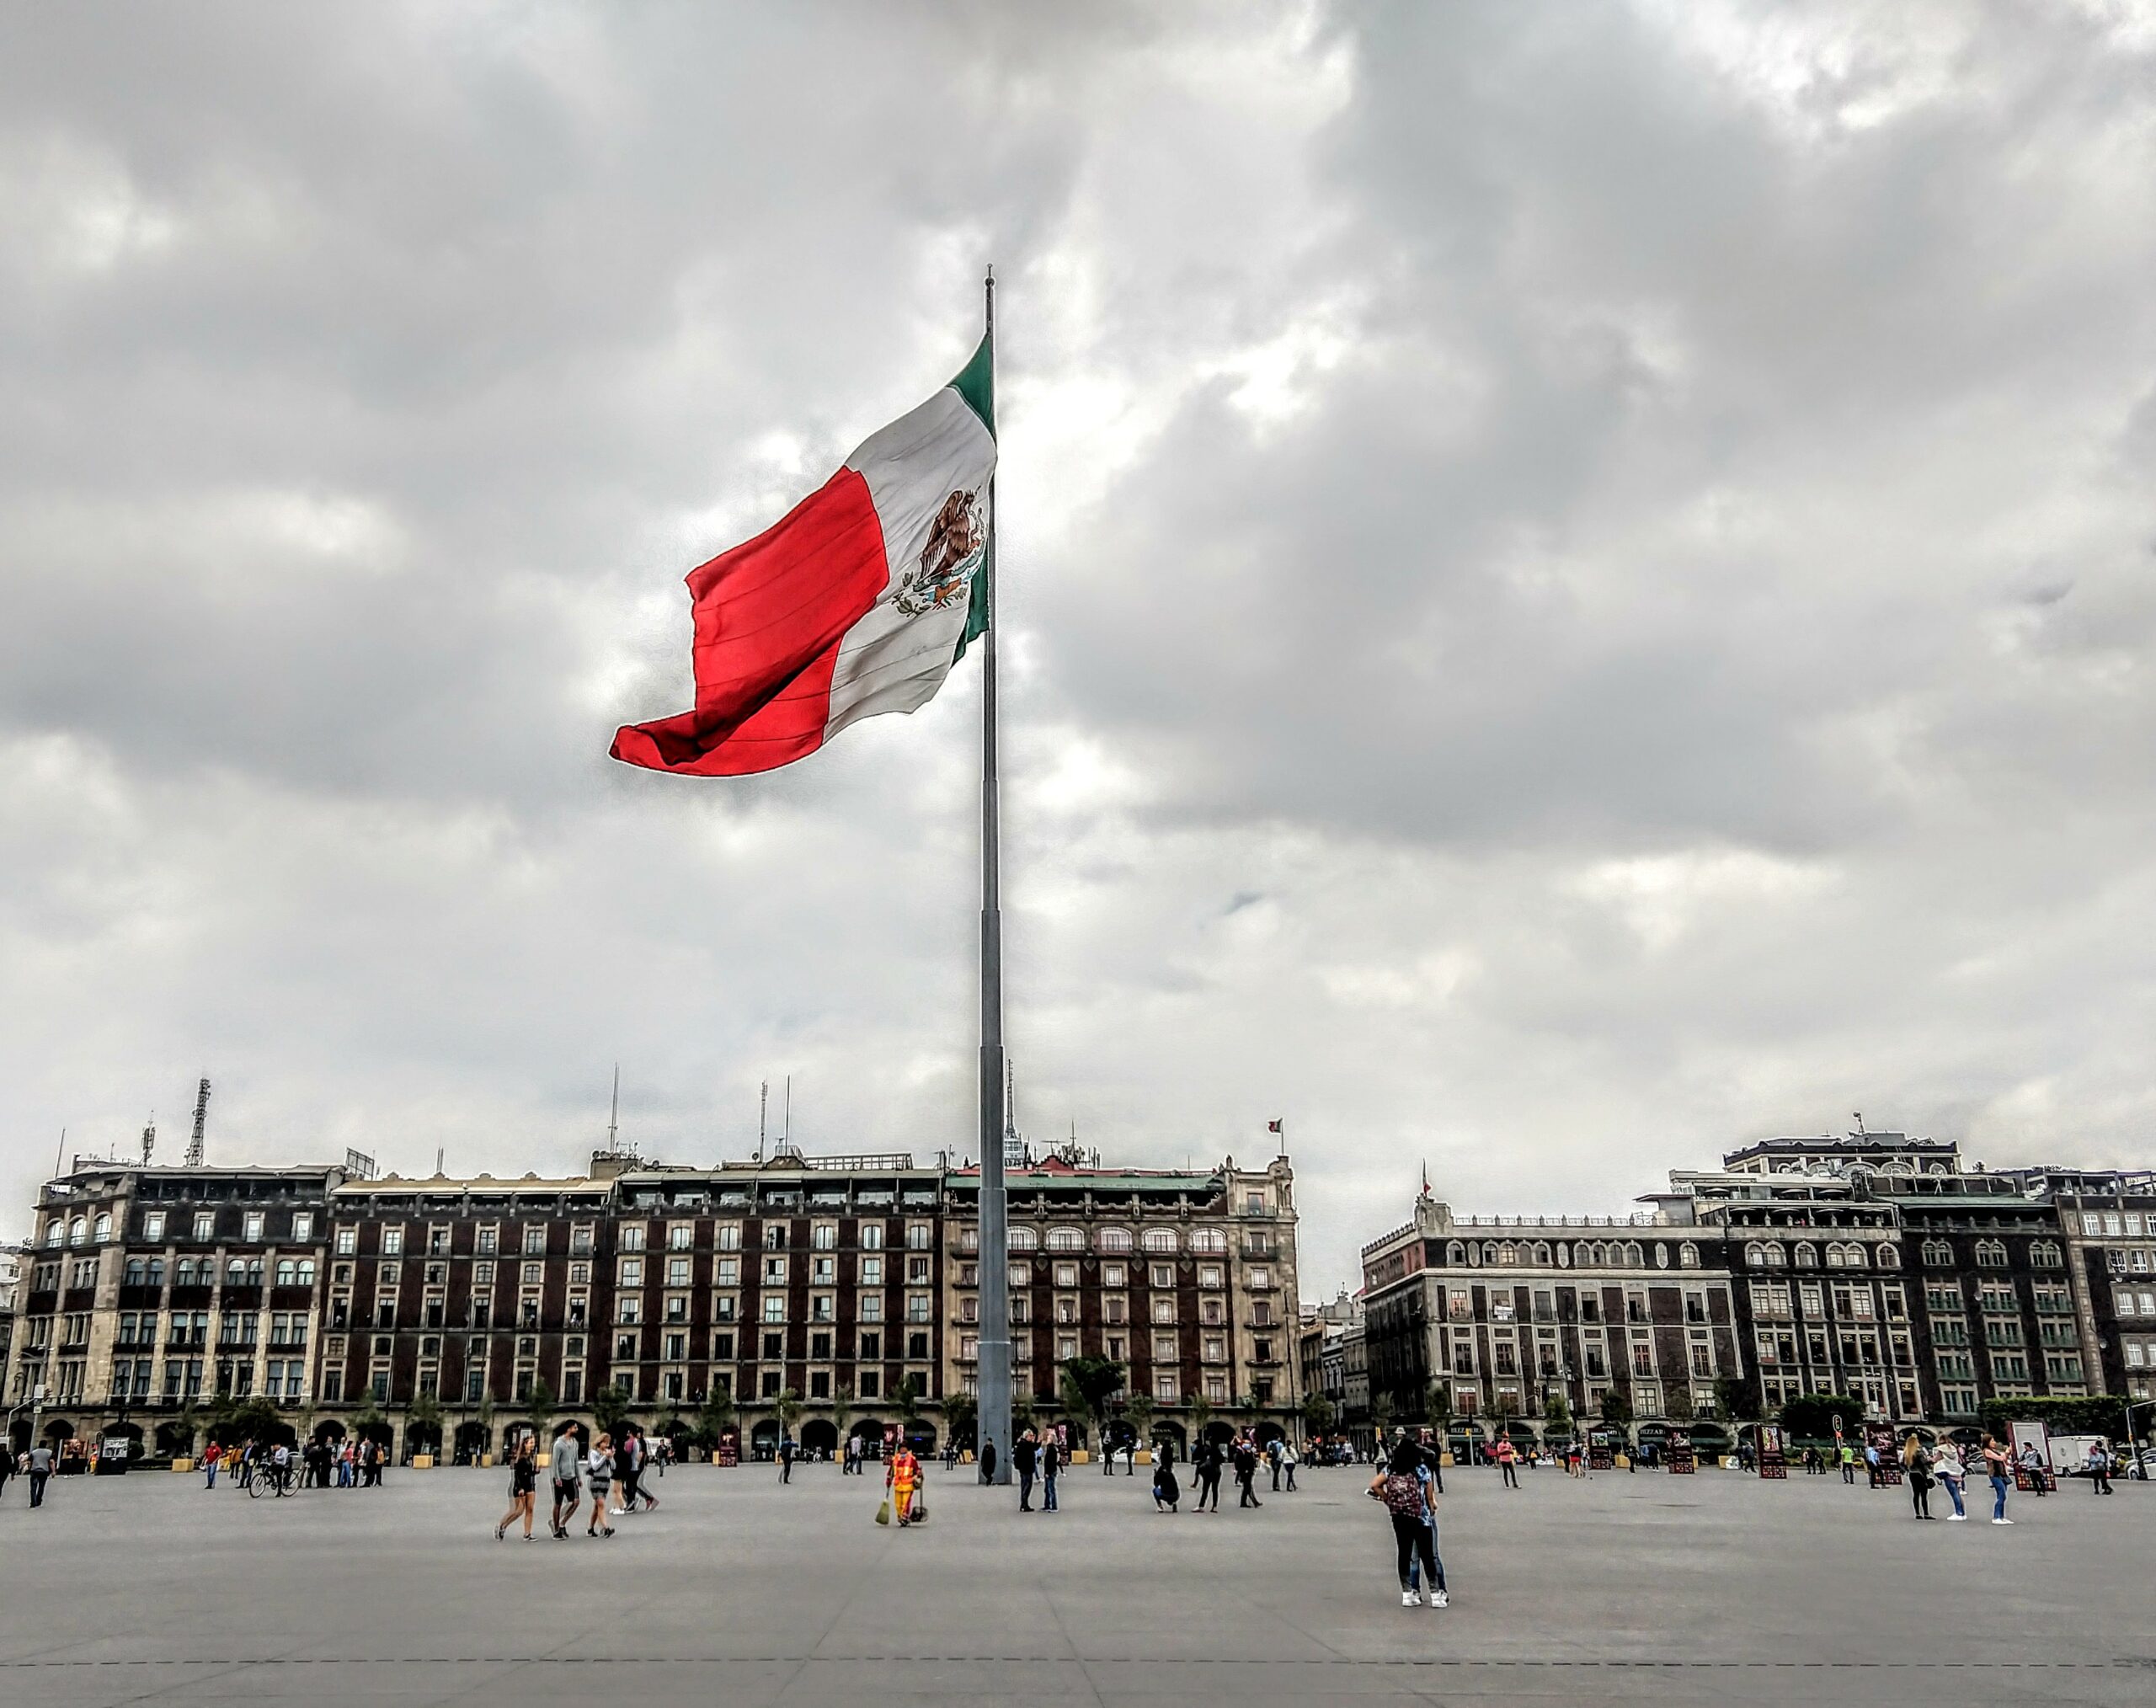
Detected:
[1014,1428,1038,1511]
[2089,1441,2114,1496]
[1838,1442,1856,1484]
[495,1437,538,1541]
[549,1423,583,1538]
[1151,1439,1180,1513]
[780,1434,794,1484]
[26,1441,54,1508]
[1497,1436,1520,1490]
[1932,1440,1967,1519]
[584,1433,616,1536]
[1370,1439,1444,1609]
[1193,1435,1224,1513]
[1233,1436,1262,1508]
[1041,1433,1062,1513]
[633,1430,659,1511]
[201,1440,221,1489]
[1282,1438,1299,1492]
[1982,1435,2014,1524]
[887,1439,921,1526]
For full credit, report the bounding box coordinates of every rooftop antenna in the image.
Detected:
[141,1114,156,1166]
[435,1145,445,1177]
[758,1080,768,1163]
[186,1078,211,1166]
[783,1075,792,1148]
[606,1064,621,1151]
[56,1127,67,1176]
[1853,1112,1865,1134]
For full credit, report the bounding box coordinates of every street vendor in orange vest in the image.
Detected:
[886,1437,921,1526]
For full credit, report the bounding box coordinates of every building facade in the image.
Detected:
[9,1145,1299,1460]
[1353,1130,2136,1442]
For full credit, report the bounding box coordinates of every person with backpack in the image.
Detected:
[1193,1435,1224,1513]
[1370,1439,1444,1609]
[1151,1438,1180,1513]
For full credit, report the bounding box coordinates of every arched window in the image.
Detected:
[68,1217,88,1246]
[227,1258,248,1284]
[1876,1243,1900,1269]
[1763,1244,1787,1268]
[1446,1241,1465,1265]
[174,1257,197,1286]
[291,1257,317,1285]
[1189,1228,1227,1255]
[1625,1242,1645,1268]
[1823,1244,1847,1269]
[1497,1243,1518,1266]
[1678,1243,1700,1269]
[1046,1227,1085,1252]
[1008,1227,1039,1252]
[1097,1227,1133,1253]
[1793,1242,1818,1268]
[93,1212,113,1242]
[1974,1239,2007,1268]
[2030,1240,2063,1270]
[1744,1241,1765,1267]
[1140,1228,1177,1254]
[1531,1243,1551,1265]
[1583,1243,1605,1267]
[1922,1240,1952,1268]
[45,1219,65,1247]
[1483,1242,1500,1268]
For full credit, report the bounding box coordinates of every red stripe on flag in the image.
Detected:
[611,467,888,776]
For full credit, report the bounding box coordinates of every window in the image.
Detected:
[2030,1241,2063,1270]
[1102,1262,1127,1288]
[291,1213,314,1242]
[1142,1229,1178,1254]
[193,1212,216,1241]
[1154,1374,1178,1403]
[905,1223,932,1251]
[1793,1242,1817,1268]
[1098,1228,1132,1253]
[1150,1262,1175,1288]
[382,1227,404,1257]
[1975,1239,2008,1268]
[860,1225,884,1250]
[621,1225,646,1252]
[1054,1262,1078,1288]
[1150,1297,1176,1323]
[669,1224,693,1250]
[1190,1228,1226,1255]
[142,1211,165,1241]
[523,1225,546,1256]
[1047,1227,1084,1252]
[669,1257,691,1287]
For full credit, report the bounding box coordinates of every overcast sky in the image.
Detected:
[4,2,2154,1295]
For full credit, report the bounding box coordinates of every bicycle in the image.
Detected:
[248,1459,296,1498]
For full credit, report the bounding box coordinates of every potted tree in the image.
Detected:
[407,1394,444,1468]
[1126,1393,1157,1464]
[696,1384,736,1465]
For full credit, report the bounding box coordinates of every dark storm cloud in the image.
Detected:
[3,2,2153,1294]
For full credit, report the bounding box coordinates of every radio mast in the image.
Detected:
[185,1077,211,1166]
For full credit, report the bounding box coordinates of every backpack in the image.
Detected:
[1379,1472,1424,1517]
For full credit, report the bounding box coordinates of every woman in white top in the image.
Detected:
[1930,1442,1967,1520]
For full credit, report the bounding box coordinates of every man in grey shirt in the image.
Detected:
[549,1424,584,1539]
[27,1444,54,1508]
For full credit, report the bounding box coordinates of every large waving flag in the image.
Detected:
[611,339,995,776]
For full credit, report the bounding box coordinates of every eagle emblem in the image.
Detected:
[894,487,987,616]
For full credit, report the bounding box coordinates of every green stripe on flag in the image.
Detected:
[953,331,993,659]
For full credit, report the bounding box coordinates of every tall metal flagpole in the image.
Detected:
[975,263,1013,1487]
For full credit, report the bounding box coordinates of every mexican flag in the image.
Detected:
[611,338,995,776]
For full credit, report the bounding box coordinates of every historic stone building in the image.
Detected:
[1353,1130,2121,1443]
[8,1145,1299,1462]
[1358,1194,1741,1437]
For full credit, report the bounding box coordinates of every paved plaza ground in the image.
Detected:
[1,1456,2149,1706]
